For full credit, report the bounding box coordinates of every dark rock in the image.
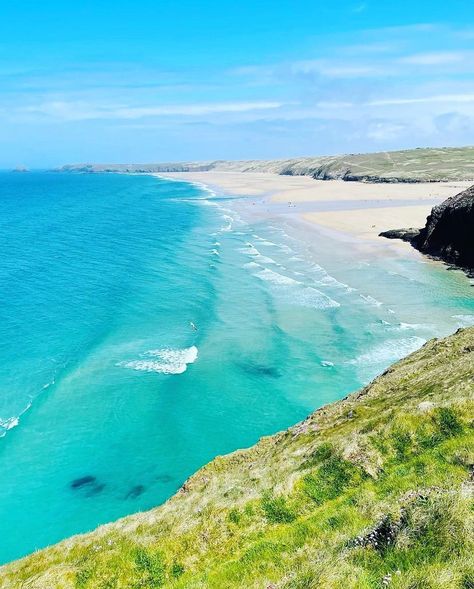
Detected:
[70,475,97,489]
[380,185,474,273]
[379,228,420,242]
[125,485,145,499]
[343,174,423,183]
[412,185,474,271]
[350,513,405,554]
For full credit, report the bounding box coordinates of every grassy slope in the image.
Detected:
[60,146,474,182]
[1,327,473,589]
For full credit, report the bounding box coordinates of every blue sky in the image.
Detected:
[1,0,473,167]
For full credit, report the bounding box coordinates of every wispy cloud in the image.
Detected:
[21,100,287,121]
[351,2,368,13]
[368,93,474,106]
[290,60,385,78]
[399,51,470,65]
[2,20,474,164]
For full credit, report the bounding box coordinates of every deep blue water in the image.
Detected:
[0,172,472,564]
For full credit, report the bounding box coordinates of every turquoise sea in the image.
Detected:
[0,172,473,564]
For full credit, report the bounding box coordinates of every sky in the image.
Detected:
[1,0,473,167]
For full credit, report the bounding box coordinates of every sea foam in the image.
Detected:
[255,268,340,309]
[0,416,20,437]
[119,346,198,375]
[452,314,474,327]
[349,336,425,379]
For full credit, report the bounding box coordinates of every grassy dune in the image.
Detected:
[59,146,474,182]
[1,327,473,588]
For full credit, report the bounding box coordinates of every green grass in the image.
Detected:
[61,146,474,182]
[1,327,473,588]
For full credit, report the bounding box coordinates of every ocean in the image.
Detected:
[0,172,472,564]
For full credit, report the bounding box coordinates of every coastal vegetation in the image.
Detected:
[59,146,474,183]
[1,326,473,588]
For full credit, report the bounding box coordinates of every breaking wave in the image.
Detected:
[118,346,198,375]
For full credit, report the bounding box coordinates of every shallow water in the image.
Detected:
[0,173,472,564]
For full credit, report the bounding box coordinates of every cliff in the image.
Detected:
[413,185,474,271]
[57,146,474,183]
[381,185,474,273]
[1,327,473,589]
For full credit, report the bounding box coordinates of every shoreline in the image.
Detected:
[1,172,473,572]
[159,171,470,246]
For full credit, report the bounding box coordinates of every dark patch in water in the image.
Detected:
[85,483,105,497]
[238,362,282,378]
[156,474,174,484]
[70,476,105,496]
[70,475,96,489]
[125,485,145,500]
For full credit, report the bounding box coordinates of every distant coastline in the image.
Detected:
[57,145,474,183]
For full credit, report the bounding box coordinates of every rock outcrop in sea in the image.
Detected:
[380,184,474,273]
[414,184,474,271]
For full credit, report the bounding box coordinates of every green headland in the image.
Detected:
[2,327,473,589]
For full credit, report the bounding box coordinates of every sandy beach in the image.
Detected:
[162,171,471,243]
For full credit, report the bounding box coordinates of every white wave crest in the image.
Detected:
[256,268,340,309]
[119,346,198,375]
[0,416,19,437]
[452,314,474,327]
[238,243,260,256]
[0,399,33,438]
[397,322,427,330]
[252,235,277,246]
[317,274,355,292]
[349,337,425,378]
[220,215,234,232]
[360,294,383,307]
[243,261,261,270]
[256,268,300,286]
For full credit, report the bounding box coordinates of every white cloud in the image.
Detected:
[368,93,474,106]
[399,51,469,65]
[22,100,287,121]
[367,121,407,141]
[290,59,385,78]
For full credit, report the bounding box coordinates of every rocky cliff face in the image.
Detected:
[413,184,474,271]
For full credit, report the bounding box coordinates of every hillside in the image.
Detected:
[1,327,473,589]
[58,146,474,183]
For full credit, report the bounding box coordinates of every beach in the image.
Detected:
[162,171,471,244]
[1,171,473,565]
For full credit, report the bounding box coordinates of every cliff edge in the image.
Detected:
[381,184,474,273]
[414,184,474,271]
[1,327,473,588]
